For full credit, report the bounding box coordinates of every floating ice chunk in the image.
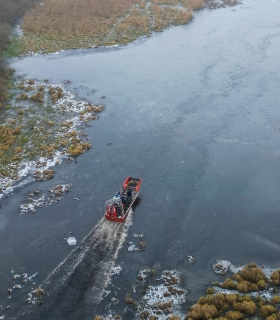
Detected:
[111,266,122,275]
[187,255,195,264]
[213,260,231,275]
[128,244,139,252]
[66,237,77,246]
[12,274,21,280]
[13,285,22,289]
[133,233,144,238]
[28,272,38,281]
[111,297,119,304]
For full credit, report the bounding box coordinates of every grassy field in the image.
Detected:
[14,0,205,55]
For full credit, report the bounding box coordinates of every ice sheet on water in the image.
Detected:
[128,243,139,252]
[66,237,77,246]
[111,266,122,275]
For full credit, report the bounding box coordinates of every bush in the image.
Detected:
[259,305,277,317]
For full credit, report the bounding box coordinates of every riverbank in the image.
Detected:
[0,76,103,198]
[0,0,243,195]
[8,0,242,56]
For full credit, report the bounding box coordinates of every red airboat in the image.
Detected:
[104,176,142,222]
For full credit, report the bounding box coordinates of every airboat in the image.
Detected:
[104,176,142,222]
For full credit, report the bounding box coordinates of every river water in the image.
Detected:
[1,0,280,318]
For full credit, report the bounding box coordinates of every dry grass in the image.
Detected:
[185,264,280,320]
[19,0,207,54]
[271,270,280,285]
[67,142,91,156]
[185,293,259,320]
[236,281,258,293]
[125,293,137,306]
[187,303,219,319]
[225,310,244,320]
[0,78,103,191]
[259,305,277,317]
[232,301,256,316]
[206,287,215,294]
[238,263,266,283]
[16,92,28,100]
[219,264,268,293]
[272,296,280,305]
[0,125,22,157]
[30,92,44,103]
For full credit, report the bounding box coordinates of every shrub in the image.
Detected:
[271,270,280,285]
[30,92,44,102]
[16,92,28,100]
[220,278,236,290]
[206,288,215,294]
[187,303,218,319]
[272,296,280,305]
[238,264,266,283]
[225,311,244,320]
[236,281,258,293]
[259,305,277,317]
[257,279,266,289]
[225,294,239,305]
[266,314,277,320]
[233,301,256,316]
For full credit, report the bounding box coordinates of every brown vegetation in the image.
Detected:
[33,169,55,180]
[168,316,181,320]
[185,291,274,320]
[237,263,267,283]
[185,264,280,320]
[16,92,29,100]
[225,310,244,320]
[0,0,38,106]
[232,300,256,316]
[20,0,207,54]
[187,303,219,319]
[206,287,216,294]
[271,270,280,285]
[204,0,241,10]
[272,296,280,305]
[125,293,137,306]
[0,125,23,160]
[30,92,44,103]
[219,264,268,293]
[67,142,91,156]
[259,305,277,317]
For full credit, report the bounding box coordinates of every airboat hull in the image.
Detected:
[104,177,142,222]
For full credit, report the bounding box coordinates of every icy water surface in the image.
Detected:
[1,0,280,318]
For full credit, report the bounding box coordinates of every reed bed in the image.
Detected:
[18,0,205,54]
[185,263,280,320]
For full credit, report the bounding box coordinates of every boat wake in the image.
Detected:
[16,212,132,320]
